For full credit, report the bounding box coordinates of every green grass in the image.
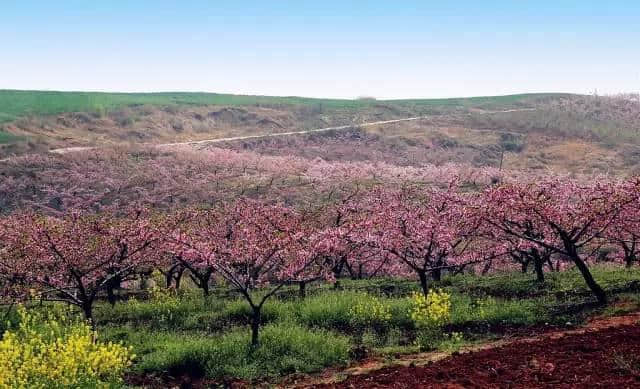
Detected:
[14,265,638,383]
[101,323,350,380]
[442,265,640,299]
[0,89,570,124]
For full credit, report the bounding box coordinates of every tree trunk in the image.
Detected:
[251,307,261,348]
[570,251,607,304]
[530,249,545,283]
[82,301,94,327]
[201,278,210,296]
[174,267,185,290]
[625,246,636,268]
[192,270,212,297]
[534,258,545,283]
[165,268,174,289]
[481,260,493,275]
[418,270,429,297]
[432,267,442,282]
[107,284,117,306]
[343,261,357,280]
[298,281,306,299]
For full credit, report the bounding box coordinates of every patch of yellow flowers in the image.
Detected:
[348,294,392,327]
[409,289,451,327]
[409,289,452,350]
[0,306,134,389]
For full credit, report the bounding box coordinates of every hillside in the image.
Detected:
[1,90,639,175]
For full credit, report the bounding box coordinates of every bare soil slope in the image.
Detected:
[312,313,640,389]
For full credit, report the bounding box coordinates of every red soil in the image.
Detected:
[313,323,640,389]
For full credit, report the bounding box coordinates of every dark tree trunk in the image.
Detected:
[418,270,429,297]
[107,285,117,306]
[106,275,122,307]
[624,243,636,268]
[568,249,607,304]
[534,257,545,283]
[174,267,185,290]
[251,306,261,348]
[298,281,306,299]
[530,250,545,283]
[191,269,212,296]
[626,257,635,268]
[432,257,444,282]
[432,268,442,282]
[82,301,94,326]
[201,278,210,296]
[165,268,174,289]
[481,260,493,275]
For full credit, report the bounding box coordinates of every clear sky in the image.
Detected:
[1,1,639,99]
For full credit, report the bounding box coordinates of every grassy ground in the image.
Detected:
[1,265,637,385]
[55,265,637,384]
[0,89,565,125]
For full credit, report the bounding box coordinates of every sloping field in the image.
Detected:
[0,90,563,124]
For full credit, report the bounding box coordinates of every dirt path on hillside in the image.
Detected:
[42,108,536,155]
[285,310,640,388]
[47,116,427,155]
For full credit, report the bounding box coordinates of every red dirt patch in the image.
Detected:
[313,323,640,389]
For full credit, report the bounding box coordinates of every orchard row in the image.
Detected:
[1,177,639,346]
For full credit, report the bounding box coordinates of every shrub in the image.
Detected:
[0,306,133,388]
[348,293,392,333]
[409,289,451,350]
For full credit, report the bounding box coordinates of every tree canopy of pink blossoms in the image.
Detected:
[354,185,507,296]
[170,199,319,346]
[0,208,161,320]
[605,178,640,268]
[481,179,639,304]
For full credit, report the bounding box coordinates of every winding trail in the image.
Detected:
[0,107,537,159]
[49,116,428,155]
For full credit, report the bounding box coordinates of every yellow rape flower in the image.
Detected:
[0,306,133,389]
[348,293,392,328]
[408,289,452,351]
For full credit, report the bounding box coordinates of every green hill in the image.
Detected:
[0,89,567,124]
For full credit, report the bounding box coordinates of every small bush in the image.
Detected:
[409,289,451,350]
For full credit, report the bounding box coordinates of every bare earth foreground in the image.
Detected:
[126,312,640,388]
[312,313,640,389]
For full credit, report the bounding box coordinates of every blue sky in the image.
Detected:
[1,1,639,98]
